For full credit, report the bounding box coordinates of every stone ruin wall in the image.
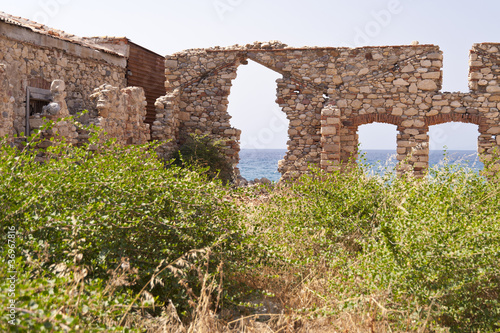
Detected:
[321,42,500,176]
[90,85,150,145]
[157,48,246,173]
[25,80,150,149]
[0,62,14,139]
[2,34,500,180]
[0,20,151,150]
[153,42,500,179]
[152,89,182,156]
[0,64,149,150]
[155,41,329,177]
[0,30,127,135]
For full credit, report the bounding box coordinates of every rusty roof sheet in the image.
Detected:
[0,11,124,57]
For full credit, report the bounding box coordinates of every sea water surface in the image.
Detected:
[239,149,483,182]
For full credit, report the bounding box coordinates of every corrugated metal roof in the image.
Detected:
[127,42,166,126]
[0,11,124,57]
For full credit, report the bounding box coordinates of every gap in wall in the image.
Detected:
[227,59,288,182]
[429,122,483,170]
[358,122,398,173]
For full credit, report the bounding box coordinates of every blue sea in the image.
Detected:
[239,149,483,182]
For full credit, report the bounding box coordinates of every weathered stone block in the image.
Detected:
[327,117,340,125]
[393,78,409,86]
[323,144,337,152]
[404,108,418,116]
[321,126,337,136]
[404,128,420,135]
[413,120,426,127]
[426,109,439,116]
[29,117,46,129]
[487,127,500,135]
[417,79,438,91]
[401,120,414,127]
[486,85,500,93]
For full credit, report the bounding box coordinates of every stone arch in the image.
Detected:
[425,113,483,127]
[245,54,285,76]
[162,48,332,180]
[227,58,286,150]
[349,113,403,127]
[246,52,332,178]
[157,42,500,180]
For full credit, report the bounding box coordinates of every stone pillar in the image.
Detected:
[320,105,341,172]
[153,89,182,158]
[396,126,429,177]
[339,124,358,165]
[89,84,150,145]
[479,126,500,175]
[469,43,500,94]
[470,43,500,175]
[277,77,324,178]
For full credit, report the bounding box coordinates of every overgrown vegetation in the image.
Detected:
[1,121,499,332]
[171,134,235,184]
[0,123,245,331]
[243,164,500,332]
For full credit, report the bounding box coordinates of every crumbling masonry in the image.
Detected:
[0,62,14,139]
[152,41,500,178]
[0,12,152,148]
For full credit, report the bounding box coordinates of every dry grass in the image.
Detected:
[116,228,432,332]
[41,185,446,332]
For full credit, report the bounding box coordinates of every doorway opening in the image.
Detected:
[26,86,52,136]
[227,59,288,182]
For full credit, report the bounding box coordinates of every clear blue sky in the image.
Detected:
[3,0,500,149]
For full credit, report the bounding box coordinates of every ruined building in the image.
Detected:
[0,11,162,145]
[153,41,500,178]
[1,12,500,179]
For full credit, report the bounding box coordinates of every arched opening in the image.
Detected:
[227,59,288,182]
[357,122,398,173]
[429,122,483,170]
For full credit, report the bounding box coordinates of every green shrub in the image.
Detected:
[361,165,500,332]
[2,121,499,332]
[248,163,500,332]
[0,123,245,331]
[0,258,138,332]
[249,166,384,268]
[171,134,235,184]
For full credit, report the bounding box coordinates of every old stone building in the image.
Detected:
[0,11,162,144]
